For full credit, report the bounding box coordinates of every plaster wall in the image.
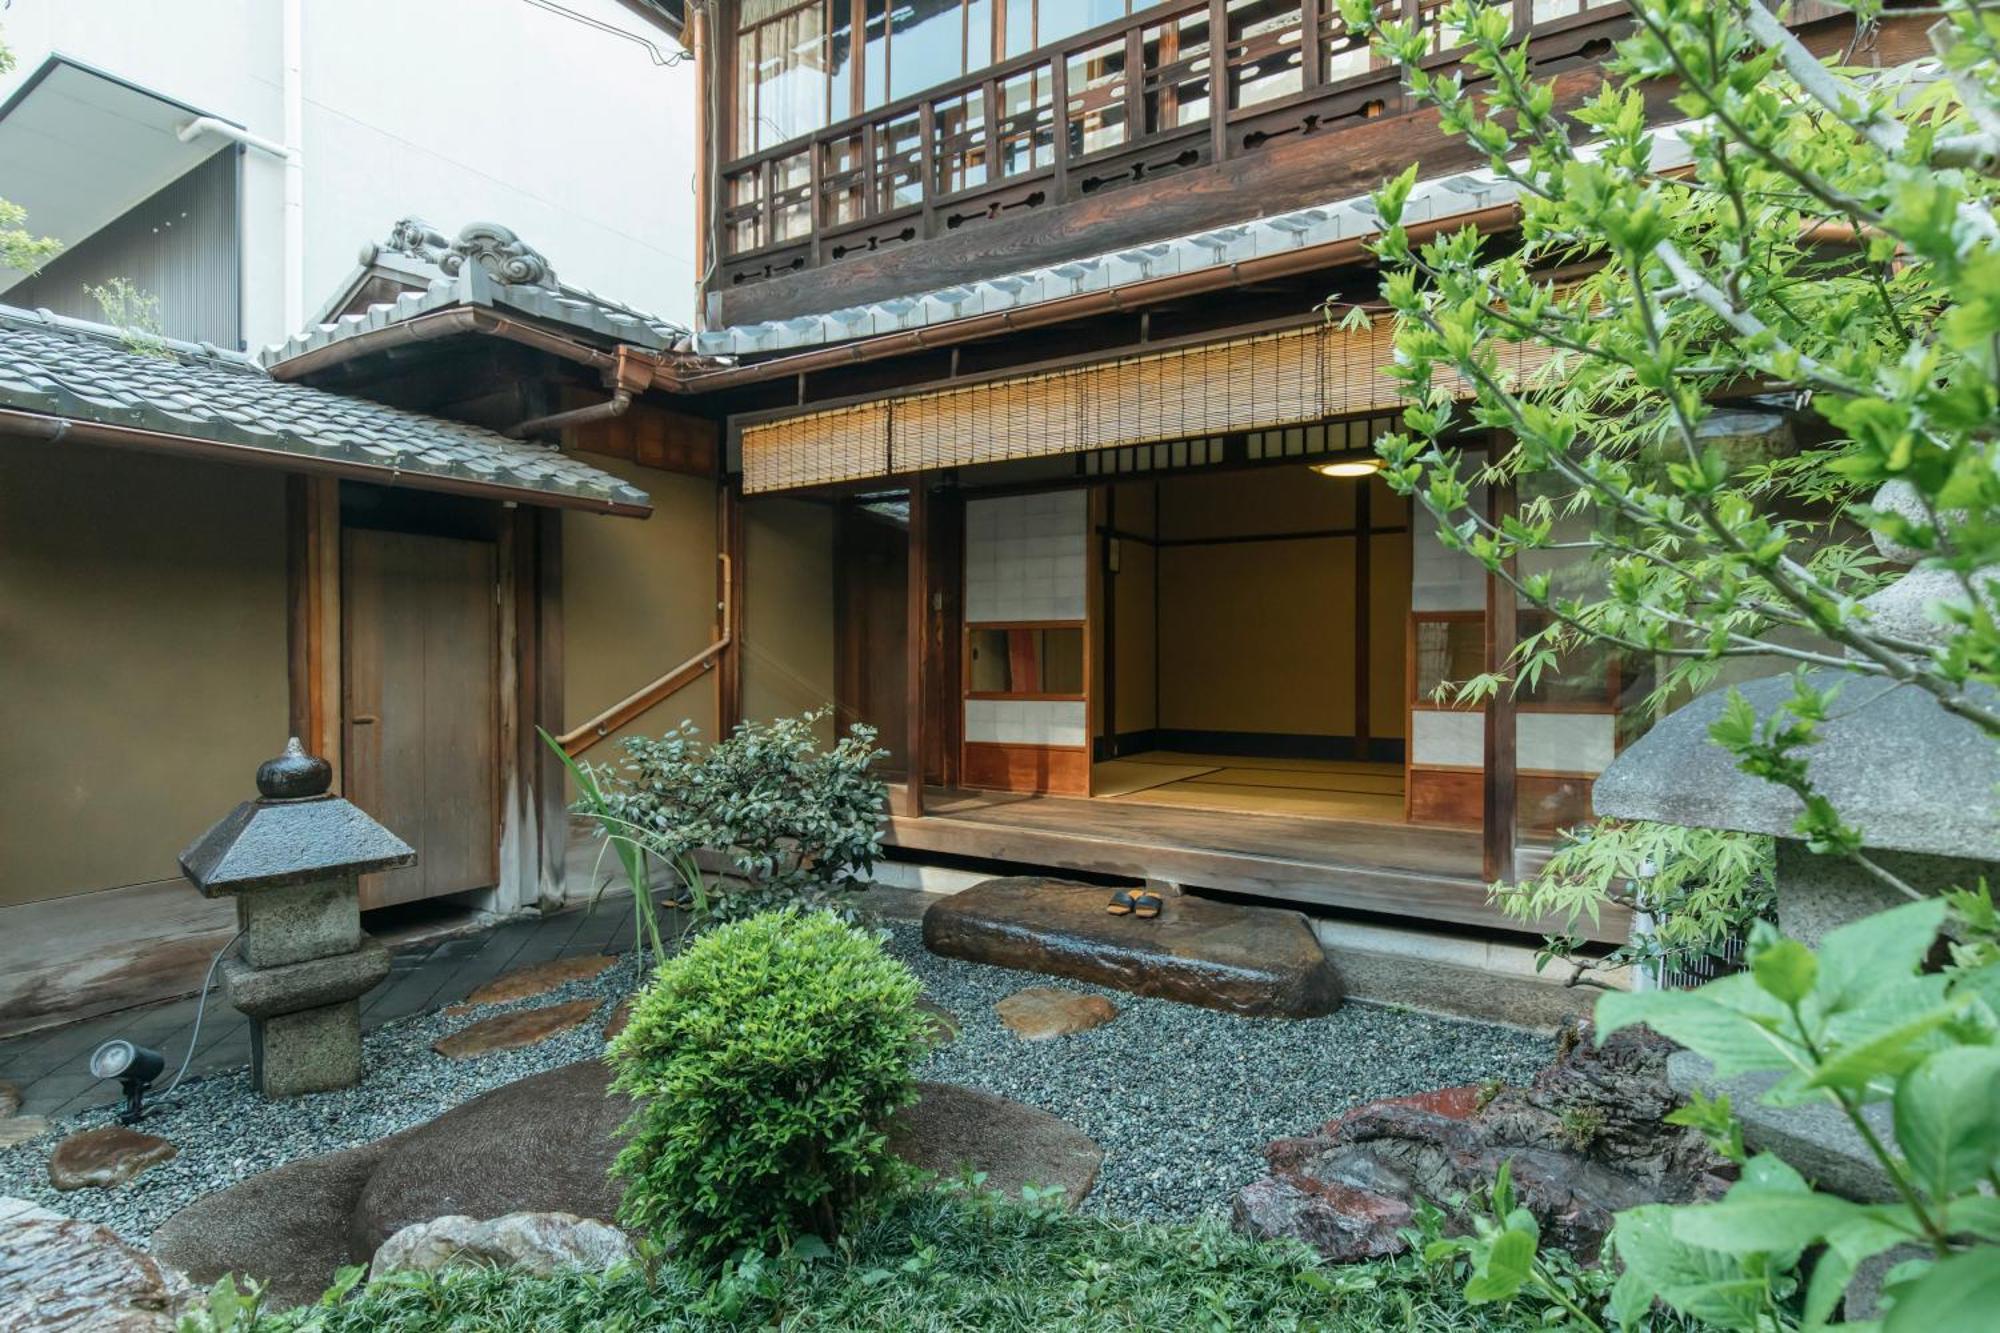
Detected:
[562,456,720,754]
[742,497,837,745]
[0,436,287,908]
[0,0,696,344]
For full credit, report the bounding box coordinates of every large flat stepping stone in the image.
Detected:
[455,955,617,1009]
[889,1083,1101,1208]
[923,877,1343,1018]
[431,998,600,1059]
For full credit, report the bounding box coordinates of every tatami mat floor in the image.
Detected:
[1089,751,1407,822]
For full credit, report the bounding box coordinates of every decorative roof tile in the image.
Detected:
[0,305,651,513]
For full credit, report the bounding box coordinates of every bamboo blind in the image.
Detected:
[738,318,1554,494]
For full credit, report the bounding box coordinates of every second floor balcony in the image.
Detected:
[712,0,1633,319]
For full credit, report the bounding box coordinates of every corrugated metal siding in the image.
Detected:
[9,148,240,349]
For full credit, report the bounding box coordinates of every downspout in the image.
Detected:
[505,390,633,439]
[175,0,305,337]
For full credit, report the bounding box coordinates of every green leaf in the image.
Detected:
[1667,1156,1863,1253]
[1461,1227,1533,1304]
[1806,992,1963,1095]
[1893,1046,2000,1199]
[1611,1206,1774,1330]
[1804,1210,1929,1329]
[1753,938,1819,1005]
[1597,981,1796,1077]
[1815,899,1948,1015]
[1883,1246,2000,1333]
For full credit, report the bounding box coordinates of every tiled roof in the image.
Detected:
[690,123,1700,360]
[263,218,690,367]
[0,304,652,513]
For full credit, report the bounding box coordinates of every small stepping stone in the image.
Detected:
[925,877,1343,1018]
[432,998,600,1059]
[917,998,960,1046]
[601,996,635,1041]
[0,1078,21,1118]
[47,1125,178,1191]
[0,1115,50,1148]
[996,987,1118,1041]
[458,954,617,1008]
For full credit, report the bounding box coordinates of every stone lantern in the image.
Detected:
[180,739,413,1097]
[1590,486,2000,1197]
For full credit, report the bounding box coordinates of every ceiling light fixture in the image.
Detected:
[1310,457,1384,478]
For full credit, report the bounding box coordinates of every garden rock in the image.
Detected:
[1231,1175,1411,1263]
[916,997,959,1045]
[47,1126,177,1191]
[371,1211,633,1277]
[431,997,600,1059]
[888,1082,1102,1208]
[995,987,1117,1040]
[924,877,1342,1017]
[0,1079,20,1117]
[351,1061,627,1252]
[1235,1022,1731,1262]
[457,955,616,1009]
[153,1136,406,1311]
[0,1114,50,1148]
[0,1195,192,1330]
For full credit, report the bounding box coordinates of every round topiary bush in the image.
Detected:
[606,908,928,1265]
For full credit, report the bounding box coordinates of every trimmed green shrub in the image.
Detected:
[585,709,889,921]
[607,909,927,1265]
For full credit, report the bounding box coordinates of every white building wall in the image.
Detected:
[0,0,695,345]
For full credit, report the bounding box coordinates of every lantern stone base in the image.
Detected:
[250,1001,365,1099]
[236,878,363,969]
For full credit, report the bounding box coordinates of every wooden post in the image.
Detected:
[902,475,930,817]
[717,481,746,734]
[1354,477,1372,761]
[1482,464,1518,884]
[532,506,567,905]
[286,474,342,787]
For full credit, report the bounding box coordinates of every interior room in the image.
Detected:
[1090,454,1414,824]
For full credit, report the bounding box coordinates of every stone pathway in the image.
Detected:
[0,902,641,1120]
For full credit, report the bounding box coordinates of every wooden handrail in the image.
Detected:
[557,554,732,757]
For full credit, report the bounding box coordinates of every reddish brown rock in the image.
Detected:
[1231,1175,1411,1263]
[47,1126,177,1192]
[461,955,617,1007]
[0,1197,192,1330]
[431,999,600,1059]
[1234,1024,1733,1264]
[924,877,1341,1017]
[995,987,1118,1041]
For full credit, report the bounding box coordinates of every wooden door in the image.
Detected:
[342,529,499,909]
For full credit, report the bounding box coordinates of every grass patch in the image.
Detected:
[239,1187,1571,1332]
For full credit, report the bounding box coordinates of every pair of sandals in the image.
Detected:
[1106,888,1164,919]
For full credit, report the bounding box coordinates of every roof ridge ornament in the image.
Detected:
[374,216,452,267]
[442,222,556,289]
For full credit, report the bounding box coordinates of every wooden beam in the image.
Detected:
[901,474,931,817]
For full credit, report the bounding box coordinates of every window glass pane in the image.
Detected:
[968,627,1086,695]
[821,131,868,225]
[1412,617,1482,702]
[967,0,993,70]
[743,3,832,153]
[890,0,969,102]
[1004,0,1034,56]
[1039,0,1128,48]
[875,109,925,209]
[864,0,889,108]
[829,0,856,123]
[933,88,989,193]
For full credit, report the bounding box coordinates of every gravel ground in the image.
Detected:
[879,925,1551,1223]
[0,916,1551,1244]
